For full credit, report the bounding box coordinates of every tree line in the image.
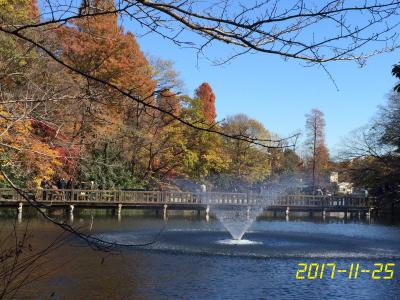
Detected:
[0,0,304,191]
[7,1,397,195]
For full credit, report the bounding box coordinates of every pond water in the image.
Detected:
[2,210,400,300]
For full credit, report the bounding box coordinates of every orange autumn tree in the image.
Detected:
[60,0,155,144]
[158,89,181,120]
[63,0,155,94]
[0,108,61,188]
[195,82,217,124]
[30,120,79,177]
[56,0,157,187]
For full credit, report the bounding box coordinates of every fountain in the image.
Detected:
[210,192,276,242]
[209,180,297,242]
[213,205,265,240]
[210,175,304,244]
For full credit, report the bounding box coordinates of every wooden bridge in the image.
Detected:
[0,188,375,216]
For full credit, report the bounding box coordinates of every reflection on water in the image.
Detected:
[1,209,400,299]
[216,239,263,245]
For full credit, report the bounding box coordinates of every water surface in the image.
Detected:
[2,210,400,300]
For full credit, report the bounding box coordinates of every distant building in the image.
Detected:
[338,182,353,194]
[330,172,339,183]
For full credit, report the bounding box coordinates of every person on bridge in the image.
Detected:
[40,178,48,200]
[66,178,74,200]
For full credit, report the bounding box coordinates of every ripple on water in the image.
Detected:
[92,227,400,260]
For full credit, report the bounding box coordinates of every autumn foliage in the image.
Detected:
[195,83,217,123]
[0,0,300,190]
[158,89,181,117]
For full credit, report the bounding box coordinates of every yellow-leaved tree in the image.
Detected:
[0,0,62,187]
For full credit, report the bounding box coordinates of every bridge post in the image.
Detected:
[117,203,122,215]
[17,202,23,213]
[69,205,74,222]
[163,204,168,218]
[17,202,23,222]
[206,205,210,218]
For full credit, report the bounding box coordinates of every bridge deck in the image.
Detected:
[0,188,374,212]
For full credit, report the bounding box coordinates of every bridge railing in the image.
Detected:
[0,188,373,208]
[270,195,371,208]
[37,189,164,204]
[0,188,27,202]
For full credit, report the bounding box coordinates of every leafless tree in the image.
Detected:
[378,93,400,152]
[7,1,400,63]
[339,124,390,160]
[338,102,400,190]
[304,108,329,192]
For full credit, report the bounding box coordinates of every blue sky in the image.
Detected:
[131,27,399,156]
